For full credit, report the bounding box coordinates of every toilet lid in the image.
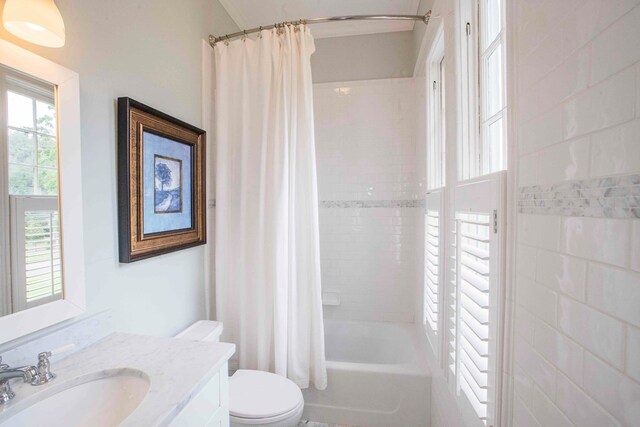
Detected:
[229,370,303,419]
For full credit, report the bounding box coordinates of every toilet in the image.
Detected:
[176,321,304,427]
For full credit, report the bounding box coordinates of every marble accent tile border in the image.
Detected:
[210,199,425,209]
[518,174,640,218]
[319,199,425,208]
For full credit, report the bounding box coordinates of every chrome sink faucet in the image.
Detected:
[0,352,56,405]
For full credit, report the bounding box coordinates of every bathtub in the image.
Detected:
[302,319,431,427]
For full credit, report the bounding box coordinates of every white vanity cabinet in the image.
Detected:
[169,362,230,427]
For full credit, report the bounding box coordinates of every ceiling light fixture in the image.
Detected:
[3,0,66,48]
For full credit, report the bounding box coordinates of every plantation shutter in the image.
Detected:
[424,189,444,357]
[10,196,62,311]
[449,171,505,427]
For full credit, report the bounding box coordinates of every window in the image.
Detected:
[448,1,507,425]
[0,66,61,313]
[6,76,58,196]
[428,32,446,190]
[479,0,506,175]
[460,0,506,180]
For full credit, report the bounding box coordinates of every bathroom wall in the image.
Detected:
[512,1,640,426]
[313,78,420,323]
[0,0,238,349]
[312,31,415,83]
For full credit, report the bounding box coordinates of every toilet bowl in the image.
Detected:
[229,369,303,426]
[176,321,304,427]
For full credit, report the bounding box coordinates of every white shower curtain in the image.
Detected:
[214,25,327,390]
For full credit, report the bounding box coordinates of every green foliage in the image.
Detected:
[7,103,58,195]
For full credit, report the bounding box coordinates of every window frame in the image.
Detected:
[0,38,85,342]
[426,1,509,425]
[460,0,507,181]
[427,28,446,191]
[478,0,507,176]
[6,74,58,196]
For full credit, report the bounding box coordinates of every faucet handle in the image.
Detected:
[30,345,74,386]
[31,352,55,385]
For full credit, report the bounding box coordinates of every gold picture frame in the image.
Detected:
[117,97,206,262]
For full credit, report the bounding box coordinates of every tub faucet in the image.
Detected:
[0,353,55,405]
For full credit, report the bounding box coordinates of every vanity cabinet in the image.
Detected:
[169,362,230,427]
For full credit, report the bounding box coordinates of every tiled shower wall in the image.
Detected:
[313,78,419,323]
[513,1,640,426]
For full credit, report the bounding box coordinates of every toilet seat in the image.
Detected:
[229,369,303,422]
[229,399,304,425]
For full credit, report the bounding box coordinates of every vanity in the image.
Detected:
[0,334,235,426]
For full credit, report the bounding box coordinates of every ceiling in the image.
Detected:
[218,0,423,39]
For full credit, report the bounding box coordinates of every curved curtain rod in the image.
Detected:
[209,11,432,47]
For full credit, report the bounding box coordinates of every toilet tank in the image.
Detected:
[175,320,223,342]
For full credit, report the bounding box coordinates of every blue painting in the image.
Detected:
[154,155,182,213]
[142,131,192,235]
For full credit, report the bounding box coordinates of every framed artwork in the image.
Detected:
[117,97,206,262]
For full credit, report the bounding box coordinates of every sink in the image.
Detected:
[2,369,150,427]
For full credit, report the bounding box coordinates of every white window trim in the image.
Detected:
[478,0,507,175]
[427,26,446,191]
[0,38,85,343]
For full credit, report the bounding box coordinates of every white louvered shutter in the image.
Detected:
[10,196,62,311]
[424,189,444,357]
[448,172,505,427]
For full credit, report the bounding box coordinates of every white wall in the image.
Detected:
[0,0,238,348]
[312,32,415,83]
[313,78,419,323]
[511,1,640,426]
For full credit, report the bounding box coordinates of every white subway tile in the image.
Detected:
[536,250,586,301]
[519,278,558,326]
[520,26,566,90]
[516,244,537,280]
[562,0,639,54]
[562,217,630,268]
[632,221,640,272]
[519,106,564,154]
[519,153,539,187]
[519,214,562,251]
[637,64,640,118]
[583,352,640,426]
[563,68,636,140]
[537,138,591,185]
[590,119,640,177]
[556,372,623,427]
[534,320,584,385]
[558,296,625,368]
[591,5,640,83]
[587,263,640,327]
[514,335,557,397]
[627,326,640,383]
[513,398,542,427]
[513,361,534,403]
[529,385,574,427]
[538,46,591,112]
[515,305,536,342]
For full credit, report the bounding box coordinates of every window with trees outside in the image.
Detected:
[1,66,62,315]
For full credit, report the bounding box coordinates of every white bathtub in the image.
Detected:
[302,319,431,427]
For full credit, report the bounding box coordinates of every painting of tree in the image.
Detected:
[155,162,172,191]
[153,155,182,213]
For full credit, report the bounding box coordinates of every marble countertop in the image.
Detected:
[0,332,235,426]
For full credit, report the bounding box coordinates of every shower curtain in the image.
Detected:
[213,24,327,390]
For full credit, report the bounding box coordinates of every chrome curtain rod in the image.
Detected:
[209,11,432,47]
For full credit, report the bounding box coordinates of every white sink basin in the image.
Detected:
[2,369,150,427]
